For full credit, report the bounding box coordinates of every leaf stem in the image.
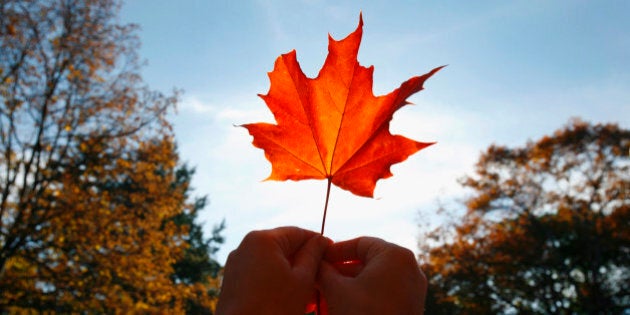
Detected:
[317,178,332,315]
[320,178,332,235]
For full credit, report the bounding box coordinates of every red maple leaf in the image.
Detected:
[243,15,442,198]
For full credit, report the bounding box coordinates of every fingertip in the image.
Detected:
[311,234,332,256]
[270,226,320,257]
[319,235,333,250]
[292,235,329,276]
[308,235,333,260]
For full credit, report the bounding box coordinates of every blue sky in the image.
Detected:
[121,1,629,263]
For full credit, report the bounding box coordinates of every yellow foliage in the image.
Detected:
[1,120,218,314]
[1,0,220,313]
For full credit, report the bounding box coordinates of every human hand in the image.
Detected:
[318,237,427,315]
[215,226,329,315]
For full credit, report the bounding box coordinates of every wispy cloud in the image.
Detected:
[178,96,217,114]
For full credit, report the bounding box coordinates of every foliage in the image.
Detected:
[171,166,226,314]
[420,119,630,314]
[243,15,440,198]
[0,0,221,313]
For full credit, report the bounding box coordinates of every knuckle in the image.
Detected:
[241,230,265,245]
[390,245,418,265]
[225,250,239,264]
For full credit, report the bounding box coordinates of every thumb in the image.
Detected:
[318,260,346,296]
[292,235,330,280]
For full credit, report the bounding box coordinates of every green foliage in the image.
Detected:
[171,165,225,315]
[421,119,630,314]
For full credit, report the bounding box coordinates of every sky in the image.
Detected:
[120,0,630,263]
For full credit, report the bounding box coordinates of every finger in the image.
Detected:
[325,236,387,263]
[318,260,345,294]
[267,226,320,257]
[331,259,364,277]
[324,237,361,262]
[292,235,330,276]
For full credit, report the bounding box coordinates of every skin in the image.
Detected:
[215,227,427,315]
[215,227,329,315]
[318,237,427,315]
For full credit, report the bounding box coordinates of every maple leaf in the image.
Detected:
[243,15,443,198]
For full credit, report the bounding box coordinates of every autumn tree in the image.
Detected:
[171,165,225,314]
[1,0,221,312]
[420,120,630,314]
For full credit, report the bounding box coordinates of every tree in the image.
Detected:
[171,165,226,314]
[1,0,222,312]
[420,120,630,314]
